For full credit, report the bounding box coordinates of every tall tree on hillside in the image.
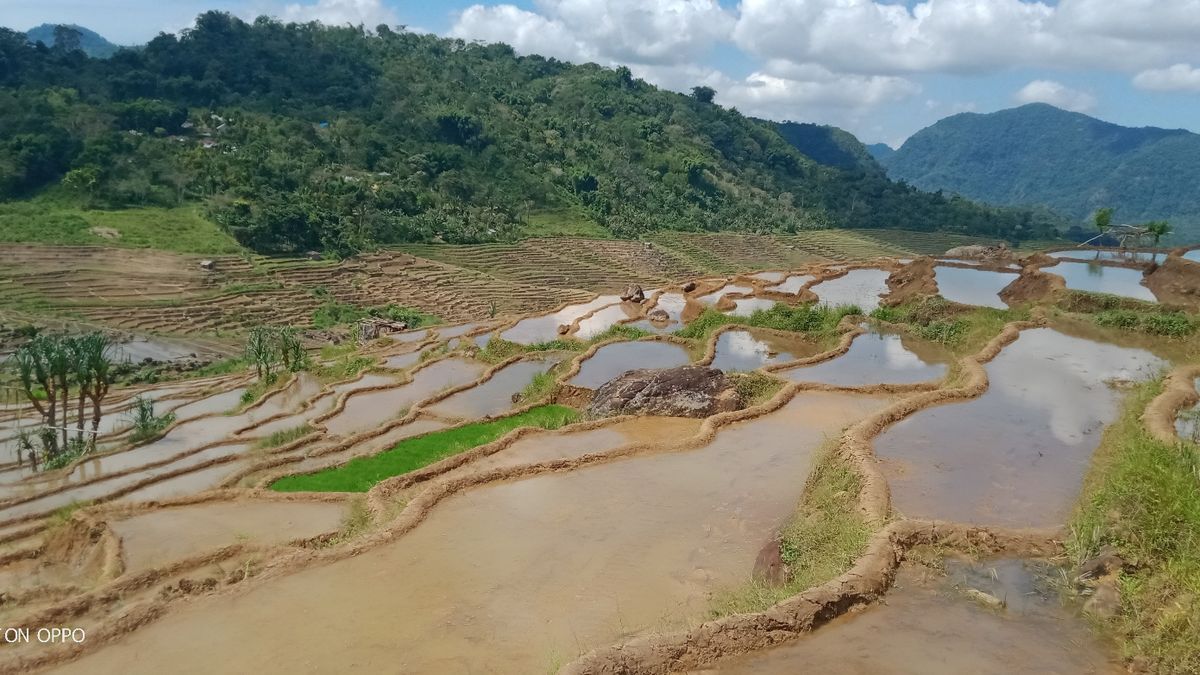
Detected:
[1145,220,1172,246]
[691,86,716,104]
[1094,207,1113,235]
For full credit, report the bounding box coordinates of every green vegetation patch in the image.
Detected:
[712,445,870,615]
[270,405,580,492]
[871,297,1025,352]
[310,301,437,330]
[677,304,859,342]
[1056,291,1199,338]
[1069,381,1200,673]
[0,201,242,255]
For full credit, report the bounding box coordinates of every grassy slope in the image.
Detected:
[270,405,580,492]
[1070,381,1200,673]
[0,199,243,255]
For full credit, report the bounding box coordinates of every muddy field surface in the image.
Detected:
[0,242,1196,674]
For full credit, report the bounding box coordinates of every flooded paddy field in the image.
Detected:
[1,243,1197,675]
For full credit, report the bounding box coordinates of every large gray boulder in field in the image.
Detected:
[585,365,742,418]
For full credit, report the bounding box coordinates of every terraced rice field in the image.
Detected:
[0,242,1197,675]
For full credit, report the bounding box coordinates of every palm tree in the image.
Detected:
[1145,220,1172,246]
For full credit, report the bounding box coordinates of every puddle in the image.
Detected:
[1184,249,1200,262]
[809,269,890,311]
[1050,261,1157,302]
[768,274,815,295]
[710,330,822,372]
[876,328,1165,527]
[425,358,559,419]
[1049,249,1167,264]
[1176,378,1200,443]
[323,359,486,436]
[381,352,422,370]
[251,375,395,438]
[108,337,215,364]
[473,333,493,349]
[501,296,622,344]
[573,303,641,340]
[727,297,777,317]
[53,392,890,675]
[696,284,755,305]
[779,328,950,387]
[700,558,1120,674]
[388,330,429,343]
[627,293,689,333]
[748,271,786,283]
[570,341,691,388]
[934,266,1016,309]
[115,460,252,504]
[113,500,345,574]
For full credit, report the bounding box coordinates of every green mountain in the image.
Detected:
[882,103,1200,242]
[24,23,119,58]
[0,12,1057,255]
[866,143,895,162]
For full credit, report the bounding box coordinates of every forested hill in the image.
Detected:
[0,12,1058,255]
[882,103,1200,240]
[24,24,119,58]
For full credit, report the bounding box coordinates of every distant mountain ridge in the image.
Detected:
[881,103,1200,241]
[25,24,119,58]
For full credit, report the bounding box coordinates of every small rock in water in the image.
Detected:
[964,588,1005,610]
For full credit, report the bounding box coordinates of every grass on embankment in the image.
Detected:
[1069,380,1200,674]
[1057,291,1199,339]
[871,297,1028,354]
[0,199,243,255]
[712,444,870,615]
[270,405,580,492]
[677,304,861,343]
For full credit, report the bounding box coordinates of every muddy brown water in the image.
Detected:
[1050,261,1157,302]
[424,417,702,489]
[769,274,815,295]
[322,360,485,436]
[696,558,1121,674]
[51,392,890,674]
[933,266,1017,309]
[500,296,622,344]
[570,341,692,388]
[779,328,950,387]
[0,443,253,522]
[710,329,823,372]
[809,269,890,311]
[876,328,1165,527]
[425,358,559,420]
[113,500,346,575]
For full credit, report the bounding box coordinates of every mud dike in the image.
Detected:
[0,250,1196,674]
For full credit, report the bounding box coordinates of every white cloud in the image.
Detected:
[732,0,1200,76]
[281,0,397,27]
[1133,63,1200,92]
[1014,80,1097,112]
[452,0,733,66]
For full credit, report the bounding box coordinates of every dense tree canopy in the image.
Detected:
[0,14,1059,255]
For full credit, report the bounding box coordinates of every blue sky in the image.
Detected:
[7,0,1200,146]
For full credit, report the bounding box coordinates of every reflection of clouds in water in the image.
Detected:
[882,335,926,370]
[723,331,770,361]
[811,269,889,311]
[730,298,776,317]
[993,329,1164,445]
[651,293,687,320]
